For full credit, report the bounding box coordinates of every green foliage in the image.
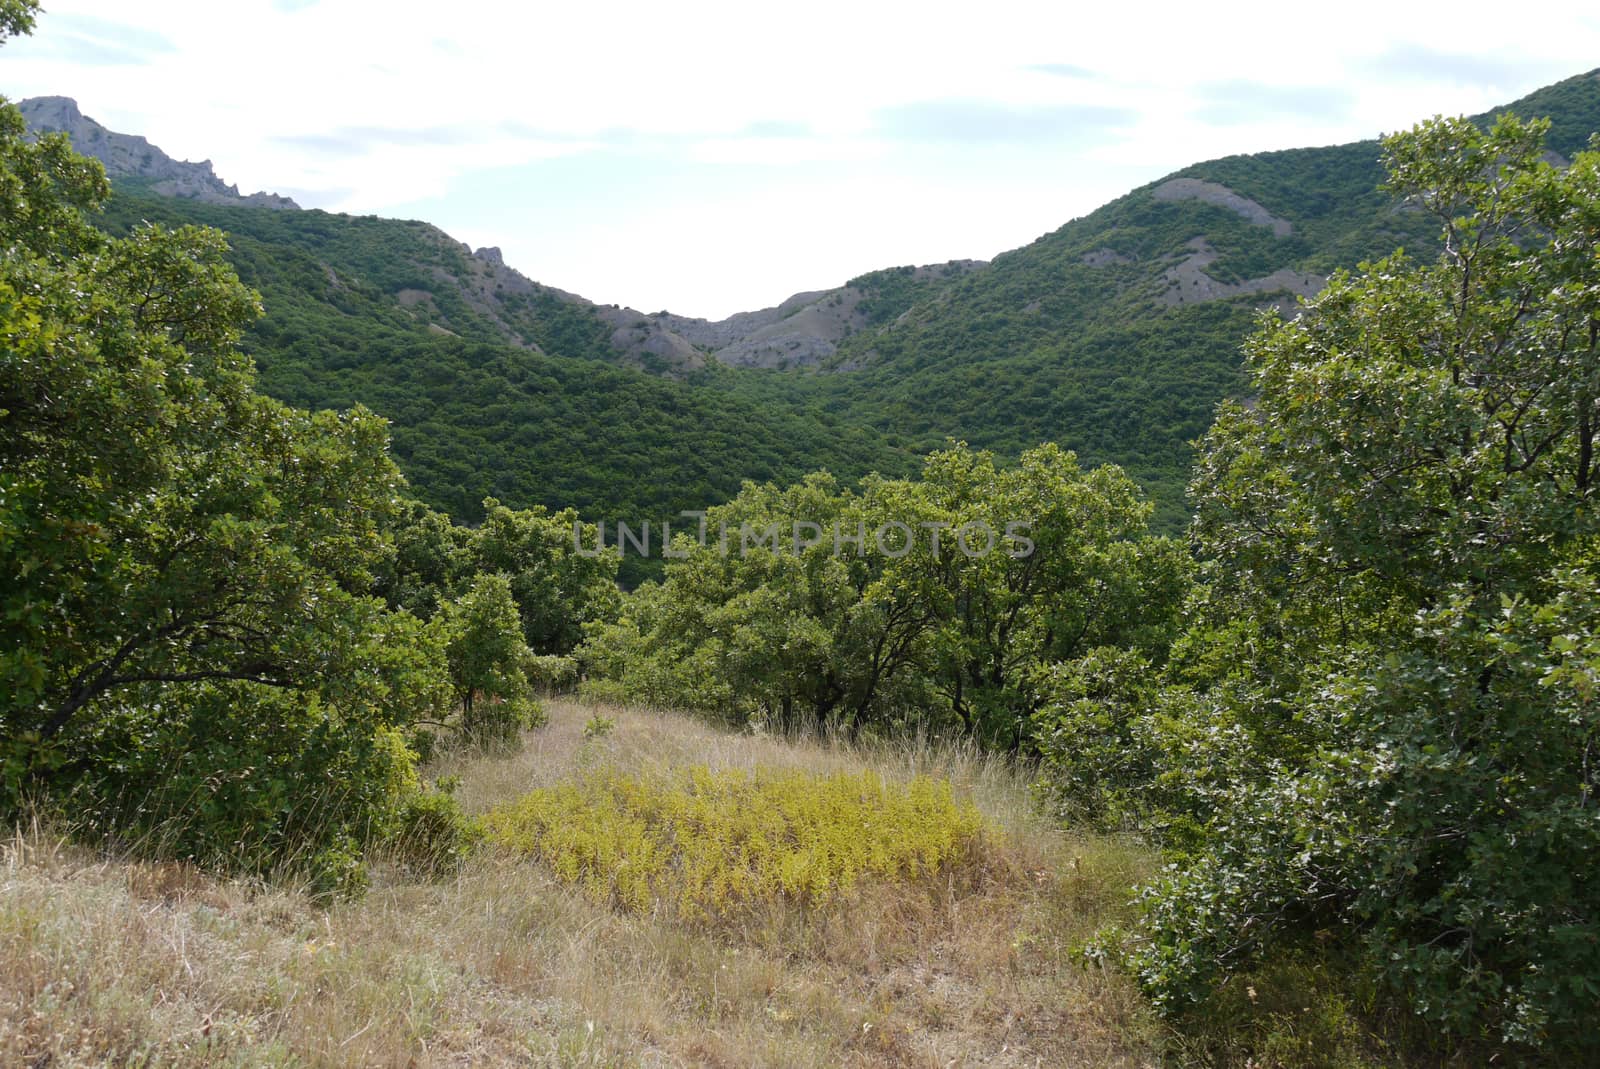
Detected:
[90,185,919,565]
[0,71,453,884]
[484,767,987,917]
[1030,648,1163,825]
[1157,953,1420,1069]
[387,777,483,879]
[581,713,616,741]
[1117,115,1600,1056]
[434,574,542,745]
[527,653,581,691]
[472,498,621,654]
[581,470,900,728]
[915,443,1192,747]
[67,695,424,899]
[848,261,978,327]
[375,498,479,619]
[60,73,1600,552]
[721,70,1600,537]
[376,497,619,655]
[0,0,37,41]
[582,443,1189,743]
[370,499,608,742]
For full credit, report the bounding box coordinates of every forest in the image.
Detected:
[4,2,1600,1061]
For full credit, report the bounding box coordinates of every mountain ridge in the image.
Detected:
[15,70,1600,538]
[16,95,986,376]
[16,95,301,210]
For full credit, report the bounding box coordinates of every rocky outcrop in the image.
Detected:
[1151,177,1290,236]
[654,289,861,369]
[595,308,706,370]
[16,96,299,210]
[12,96,993,373]
[1156,238,1323,307]
[1080,248,1132,268]
[402,238,986,373]
[654,261,986,369]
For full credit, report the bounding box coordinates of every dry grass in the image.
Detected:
[2,700,1160,1067]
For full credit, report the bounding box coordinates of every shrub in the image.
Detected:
[483,767,989,918]
[526,653,580,691]
[64,689,423,898]
[1119,116,1600,1055]
[387,777,483,878]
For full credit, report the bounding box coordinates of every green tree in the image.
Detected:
[1128,115,1600,1054]
[471,498,620,654]
[1,44,450,886]
[581,445,1187,743]
[435,573,539,744]
[376,499,478,619]
[375,498,618,658]
[912,443,1189,749]
[581,474,870,730]
[0,0,35,42]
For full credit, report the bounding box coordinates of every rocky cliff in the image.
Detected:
[17,96,299,210]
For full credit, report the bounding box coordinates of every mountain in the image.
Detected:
[651,259,985,369]
[17,72,1600,538]
[755,68,1600,528]
[21,94,979,378]
[80,182,915,584]
[16,95,300,209]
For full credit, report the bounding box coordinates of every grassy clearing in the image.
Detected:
[2,700,1159,1067]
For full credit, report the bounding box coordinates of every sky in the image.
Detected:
[3,1,1599,319]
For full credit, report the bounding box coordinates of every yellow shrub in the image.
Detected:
[483,767,988,917]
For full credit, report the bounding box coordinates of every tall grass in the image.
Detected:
[2,700,1159,1067]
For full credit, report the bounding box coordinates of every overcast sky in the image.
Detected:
[4,1,1599,318]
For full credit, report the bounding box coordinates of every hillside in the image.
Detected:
[767,69,1600,529]
[11,11,1600,1057]
[87,184,918,568]
[25,96,975,377]
[17,95,300,209]
[25,71,1600,535]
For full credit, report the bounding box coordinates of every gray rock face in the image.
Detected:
[12,95,991,374]
[655,289,858,369]
[393,235,983,374]
[16,96,299,210]
[1080,247,1132,268]
[654,260,987,370]
[1156,237,1324,307]
[1151,177,1291,236]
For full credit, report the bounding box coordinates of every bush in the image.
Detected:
[483,767,989,918]
[435,573,543,747]
[1130,587,1600,1052]
[526,653,580,691]
[387,777,483,878]
[62,689,424,899]
[1030,648,1161,826]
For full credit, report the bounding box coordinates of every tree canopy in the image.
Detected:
[1102,114,1600,1055]
[581,443,1188,745]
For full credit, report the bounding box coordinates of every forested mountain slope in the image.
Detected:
[87,185,918,546]
[30,71,1600,534]
[739,70,1600,528]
